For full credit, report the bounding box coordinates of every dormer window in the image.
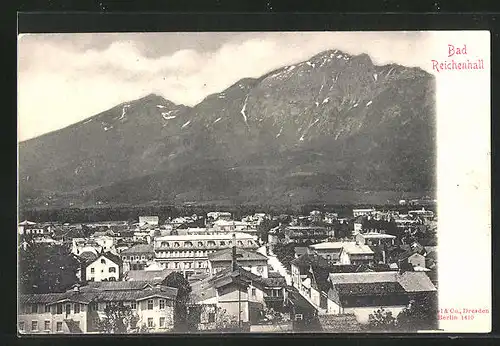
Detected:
[161,241,169,247]
[237,241,243,246]
[184,241,193,247]
[207,241,216,247]
[174,242,180,248]
[198,241,204,247]
[220,241,226,246]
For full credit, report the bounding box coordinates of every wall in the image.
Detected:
[342,305,406,324]
[217,285,250,323]
[18,302,88,334]
[86,257,120,282]
[136,297,175,331]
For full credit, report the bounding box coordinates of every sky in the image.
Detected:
[18,31,434,141]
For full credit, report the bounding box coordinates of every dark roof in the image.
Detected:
[121,243,154,254]
[310,267,331,292]
[81,280,156,291]
[79,251,98,263]
[100,251,123,265]
[336,282,405,296]
[259,276,286,288]
[268,271,283,278]
[125,269,173,282]
[20,284,178,305]
[290,253,330,269]
[207,248,267,262]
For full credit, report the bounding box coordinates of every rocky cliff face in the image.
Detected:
[19,49,436,208]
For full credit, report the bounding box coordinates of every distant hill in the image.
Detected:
[19,49,436,208]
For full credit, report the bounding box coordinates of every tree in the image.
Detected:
[19,239,80,294]
[259,307,291,331]
[96,303,139,334]
[273,243,296,270]
[163,272,192,331]
[257,219,279,243]
[396,293,438,331]
[367,308,397,331]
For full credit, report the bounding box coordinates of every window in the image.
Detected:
[174,262,179,269]
[220,241,225,246]
[31,321,38,331]
[251,288,256,297]
[74,303,80,314]
[101,259,106,264]
[147,299,154,310]
[174,242,180,248]
[90,268,95,274]
[65,304,71,315]
[109,267,116,273]
[122,256,127,260]
[31,304,38,314]
[295,314,303,321]
[208,313,216,323]
[19,321,25,332]
[198,241,204,247]
[109,277,116,281]
[130,301,137,309]
[44,305,50,313]
[147,318,154,328]
[159,317,165,328]
[44,321,50,331]
[159,299,165,310]
[135,256,140,260]
[237,241,243,246]
[56,322,62,332]
[198,262,203,268]
[56,304,63,314]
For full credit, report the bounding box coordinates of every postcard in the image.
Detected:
[17,30,491,334]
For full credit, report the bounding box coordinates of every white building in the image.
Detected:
[83,253,122,282]
[153,232,259,277]
[352,208,376,218]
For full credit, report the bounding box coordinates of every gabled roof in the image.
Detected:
[86,251,122,266]
[329,271,436,294]
[290,253,331,268]
[79,251,98,263]
[125,269,173,282]
[121,243,154,254]
[207,247,267,262]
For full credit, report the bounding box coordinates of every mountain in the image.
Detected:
[19,49,436,208]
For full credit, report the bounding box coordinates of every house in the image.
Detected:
[284,226,329,244]
[189,266,287,330]
[339,242,375,266]
[208,248,269,278]
[212,220,258,234]
[153,232,259,277]
[398,251,426,270]
[18,221,51,236]
[355,232,396,247]
[83,252,122,282]
[326,271,437,323]
[206,212,232,221]
[352,208,375,218]
[71,238,103,257]
[138,216,159,226]
[120,243,155,271]
[308,242,345,264]
[90,235,117,254]
[323,212,338,224]
[18,281,178,334]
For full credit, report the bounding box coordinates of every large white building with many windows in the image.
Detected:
[153,232,259,277]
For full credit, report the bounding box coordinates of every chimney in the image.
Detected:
[73,284,80,293]
[232,233,237,271]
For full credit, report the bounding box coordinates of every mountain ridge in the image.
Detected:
[19,49,436,208]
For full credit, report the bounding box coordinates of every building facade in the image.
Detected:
[153,233,259,277]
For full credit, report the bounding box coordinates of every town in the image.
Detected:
[17,204,438,333]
